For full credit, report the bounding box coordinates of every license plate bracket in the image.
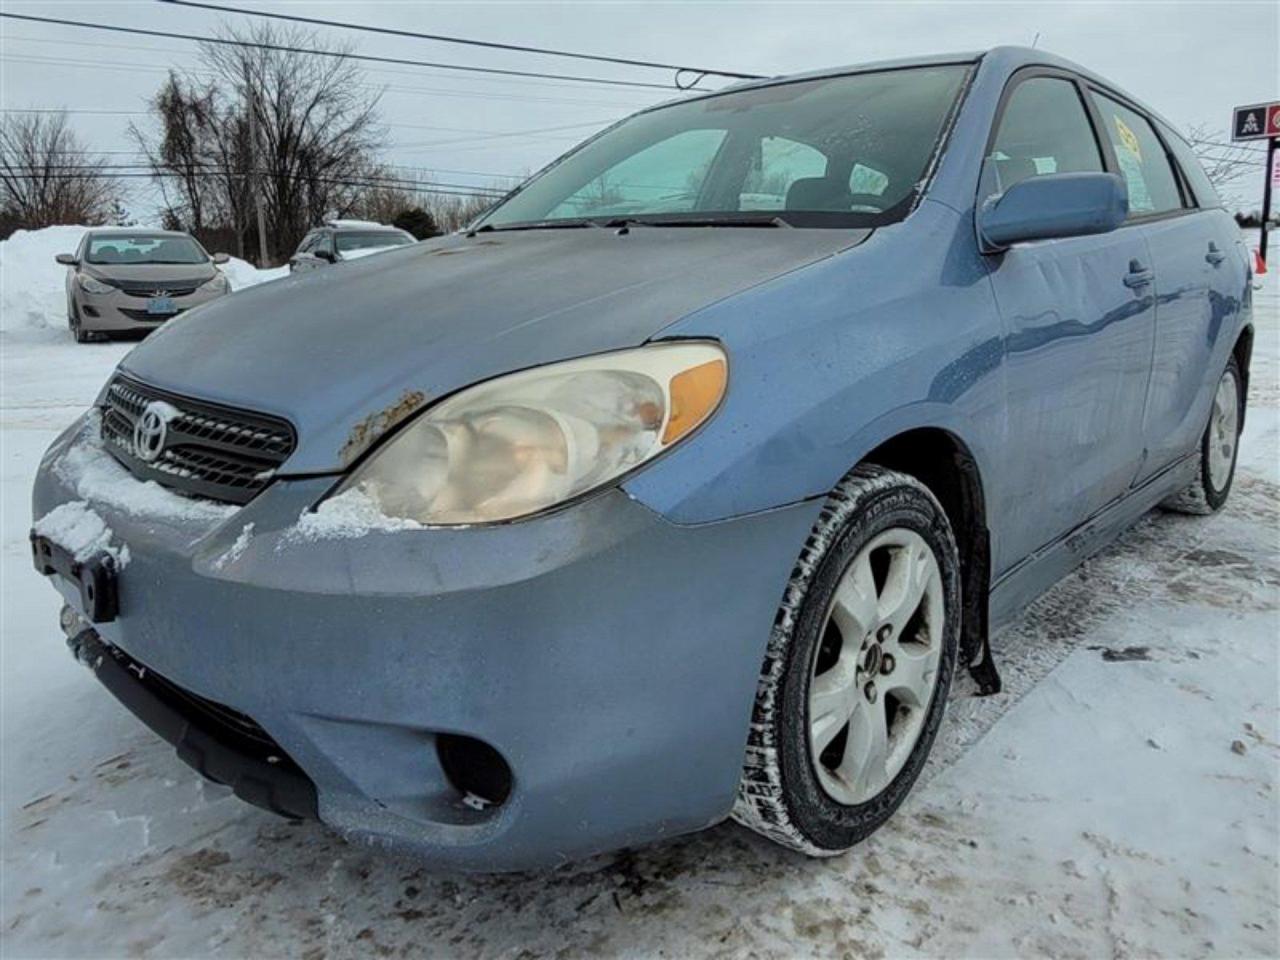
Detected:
[30,533,119,623]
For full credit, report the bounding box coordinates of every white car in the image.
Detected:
[287,221,415,272]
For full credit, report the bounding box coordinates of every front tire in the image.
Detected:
[734,465,961,856]
[1161,357,1243,515]
[69,301,91,344]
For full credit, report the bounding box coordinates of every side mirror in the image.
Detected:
[211,252,230,264]
[978,172,1128,252]
[55,253,78,266]
[315,249,335,263]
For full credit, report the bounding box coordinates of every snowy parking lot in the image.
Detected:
[1,227,1277,958]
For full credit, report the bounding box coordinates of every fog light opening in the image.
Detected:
[436,734,512,810]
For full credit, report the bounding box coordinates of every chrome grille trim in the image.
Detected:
[100,375,296,505]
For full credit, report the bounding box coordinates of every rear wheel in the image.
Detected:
[734,465,961,855]
[1161,357,1242,515]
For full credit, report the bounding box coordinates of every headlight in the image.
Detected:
[200,272,230,293]
[77,274,114,295]
[335,341,727,525]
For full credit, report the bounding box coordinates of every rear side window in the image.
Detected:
[984,76,1104,198]
[1159,122,1222,209]
[1091,93,1184,216]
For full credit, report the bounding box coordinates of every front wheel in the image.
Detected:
[1161,357,1243,515]
[734,465,961,856]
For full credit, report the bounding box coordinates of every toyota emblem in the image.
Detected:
[133,402,170,463]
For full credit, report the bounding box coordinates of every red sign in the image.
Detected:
[1269,104,1280,138]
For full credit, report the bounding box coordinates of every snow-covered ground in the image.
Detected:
[1,227,1277,958]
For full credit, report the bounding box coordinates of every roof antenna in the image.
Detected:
[1031,31,1041,48]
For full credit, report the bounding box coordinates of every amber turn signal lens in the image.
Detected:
[662,358,727,445]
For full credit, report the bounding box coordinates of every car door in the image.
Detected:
[981,72,1157,574]
[1087,95,1245,482]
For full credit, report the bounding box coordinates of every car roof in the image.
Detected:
[85,228,194,238]
[321,220,405,232]
[642,46,1177,134]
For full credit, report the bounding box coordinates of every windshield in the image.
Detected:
[85,234,207,265]
[478,64,970,230]
[335,232,412,253]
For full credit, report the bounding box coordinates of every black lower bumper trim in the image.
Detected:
[70,629,318,821]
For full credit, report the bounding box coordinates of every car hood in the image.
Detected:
[84,262,216,285]
[120,226,869,473]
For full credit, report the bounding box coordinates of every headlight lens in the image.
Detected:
[77,274,115,295]
[201,272,230,293]
[335,341,727,525]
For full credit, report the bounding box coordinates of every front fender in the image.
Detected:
[624,201,1004,525]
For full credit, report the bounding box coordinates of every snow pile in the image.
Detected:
[32,500,130,568]
[0,224,287,343]
[0,225,88,341]
[288,487,423,541]
[219,256,288,290]
[53,413,237,525]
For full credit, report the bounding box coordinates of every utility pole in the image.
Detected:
[247,80,269,267]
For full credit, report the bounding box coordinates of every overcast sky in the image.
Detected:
[2,0,1276,216]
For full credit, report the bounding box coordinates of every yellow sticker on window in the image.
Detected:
[1113,116,1142,161]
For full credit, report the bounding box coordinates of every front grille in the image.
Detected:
[112,277,205,298]
[100,375,296,504]
[118,307,184,322]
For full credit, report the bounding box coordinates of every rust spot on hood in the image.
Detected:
[340,389,429,466]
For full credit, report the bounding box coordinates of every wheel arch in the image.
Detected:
[860,426,1000,694]
[1233,323,1253,428]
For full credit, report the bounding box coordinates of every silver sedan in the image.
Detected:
[57,229,231,343]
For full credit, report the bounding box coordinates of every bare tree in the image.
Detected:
[202,22,386,262]
[348,167,502,231]
[0,112,120,235]
[1185,124,1263,194]
[133,23,385,264]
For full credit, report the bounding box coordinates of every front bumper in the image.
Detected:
[32,416,821,871]
[74,284,226,332]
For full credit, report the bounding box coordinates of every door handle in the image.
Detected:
[1123,259,1153,289]
[1205,242,1226,266]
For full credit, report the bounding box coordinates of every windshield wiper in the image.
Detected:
[639,215,788,228]
[467,219,601,236]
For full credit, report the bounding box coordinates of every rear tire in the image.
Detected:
[1161,357,1243,515]
[733,465,961,856]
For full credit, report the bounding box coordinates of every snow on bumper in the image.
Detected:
[32,413,822,870]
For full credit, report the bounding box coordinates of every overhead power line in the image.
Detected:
[159,0,765,84]
[3,170,507,198]
[1,164,512,193]
[0,11,696,91]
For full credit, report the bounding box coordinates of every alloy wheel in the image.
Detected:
[807,527,944,806]
[1207,368,1239,491]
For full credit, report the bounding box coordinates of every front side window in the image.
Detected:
[1091,93,1184,216]
[85,234,207,265]
[480,64,971,229]
[984,76,1104,199]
